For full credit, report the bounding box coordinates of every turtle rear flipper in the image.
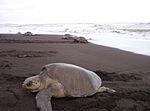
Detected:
[97,86,116,93]
[36,89,52,111]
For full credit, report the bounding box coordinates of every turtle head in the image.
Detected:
[22,75,41,92]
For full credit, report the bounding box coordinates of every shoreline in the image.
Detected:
[1,32,150,57]
[1,23,150,56]
[0,34,150,111]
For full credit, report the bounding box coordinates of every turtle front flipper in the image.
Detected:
[36,89,53,111]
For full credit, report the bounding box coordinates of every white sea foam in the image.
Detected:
[0,23,150,56]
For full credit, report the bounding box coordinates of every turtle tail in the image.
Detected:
[97,86,116,93]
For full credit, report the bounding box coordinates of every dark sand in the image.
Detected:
[0,34,150,111]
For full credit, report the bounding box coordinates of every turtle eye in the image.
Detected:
[26,81,32,87]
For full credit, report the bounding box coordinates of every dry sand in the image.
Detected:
[0,34,150,111]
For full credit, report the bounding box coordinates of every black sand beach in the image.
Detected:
[0,34,150,111]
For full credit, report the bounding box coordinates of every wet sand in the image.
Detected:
[0,34,150,111]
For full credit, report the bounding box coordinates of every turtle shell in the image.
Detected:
[43,63,101,97]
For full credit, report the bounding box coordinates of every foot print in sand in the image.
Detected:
[0,50,57,58]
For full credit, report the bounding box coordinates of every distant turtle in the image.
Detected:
[22,63,115,111]
[73,36,88,43]
[62,34,74,40]
[17,32,22,35]
[24,32,33,36]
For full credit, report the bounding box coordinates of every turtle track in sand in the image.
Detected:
[0,50,57,58]
[94,70,142,82]
[0,39,74,44]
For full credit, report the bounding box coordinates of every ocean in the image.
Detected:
[0,23,150,56]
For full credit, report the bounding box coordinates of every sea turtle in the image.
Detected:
[22,63,115,111]
[24,32,33,36]
[73,36,88,43]
[62,34,74,40]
